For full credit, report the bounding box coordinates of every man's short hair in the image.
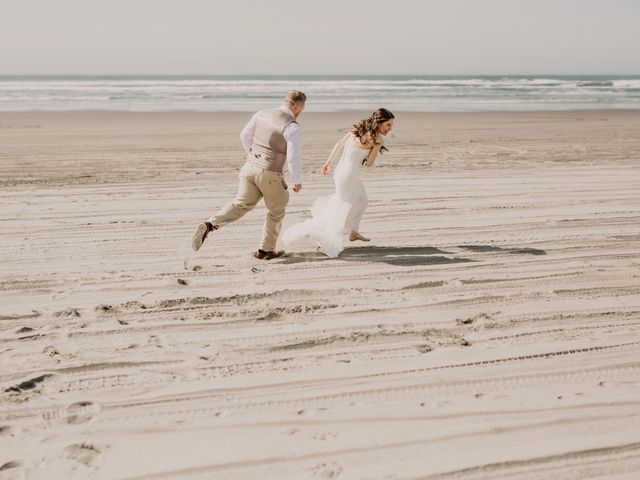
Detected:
[285,90,307,107]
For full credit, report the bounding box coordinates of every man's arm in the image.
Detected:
[240,113,258,154]
[284,122,303,192]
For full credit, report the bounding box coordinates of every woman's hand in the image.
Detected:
[322,133,350,176]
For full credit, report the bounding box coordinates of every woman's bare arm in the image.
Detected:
[322,132,351,175]
[365,144,382,167]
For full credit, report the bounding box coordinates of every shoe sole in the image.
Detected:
[192,223,209,251]
[255,251,285,260]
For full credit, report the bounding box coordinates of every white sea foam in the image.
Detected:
[1,76,638,112]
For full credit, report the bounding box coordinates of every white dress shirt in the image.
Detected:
[240,105,303,184]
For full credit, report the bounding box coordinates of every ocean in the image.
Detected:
[0,75,639,112]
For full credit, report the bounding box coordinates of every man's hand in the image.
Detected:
[293,183,302,193]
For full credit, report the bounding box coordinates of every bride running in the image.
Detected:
[282,108,395,257]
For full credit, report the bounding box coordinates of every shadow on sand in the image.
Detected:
[457,245,546,256]
[281,245,472,267]
[280,244,546,267]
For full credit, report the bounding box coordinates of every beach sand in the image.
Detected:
[1,110,640,479]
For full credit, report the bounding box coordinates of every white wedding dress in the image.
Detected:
[282,135,369,257]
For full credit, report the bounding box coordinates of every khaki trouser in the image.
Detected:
[208,161,289,251]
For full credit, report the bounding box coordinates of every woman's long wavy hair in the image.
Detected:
[351,108,394,147]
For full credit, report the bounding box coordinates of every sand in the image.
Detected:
[1,110,639,479]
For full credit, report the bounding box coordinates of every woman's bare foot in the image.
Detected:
[349,231,370,242]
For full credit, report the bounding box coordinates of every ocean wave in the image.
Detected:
[578,81,614,87]
[1,76,639,112]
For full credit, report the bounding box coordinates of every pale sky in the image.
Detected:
[1,0,639,75]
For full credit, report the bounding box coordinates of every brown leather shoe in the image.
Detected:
[192,221,218,251]
[254,249,285,260]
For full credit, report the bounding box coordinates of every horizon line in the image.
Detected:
[1,73,639,77]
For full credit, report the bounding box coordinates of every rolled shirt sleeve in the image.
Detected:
[283,122,303,184]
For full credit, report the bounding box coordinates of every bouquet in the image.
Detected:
[362,144,389,166]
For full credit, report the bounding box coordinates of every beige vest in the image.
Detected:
[249,108,296,173]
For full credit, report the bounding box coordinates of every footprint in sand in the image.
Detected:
[0,461,25,480]
[64,443,101,465]
[0,425,17,436]
[53,308,81,318]
[66,401,101,424]
[148,335,164,348]
[4,374,54,394]
[43,345,60,357]
[313,431,339,441]
[310,462,343,479]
